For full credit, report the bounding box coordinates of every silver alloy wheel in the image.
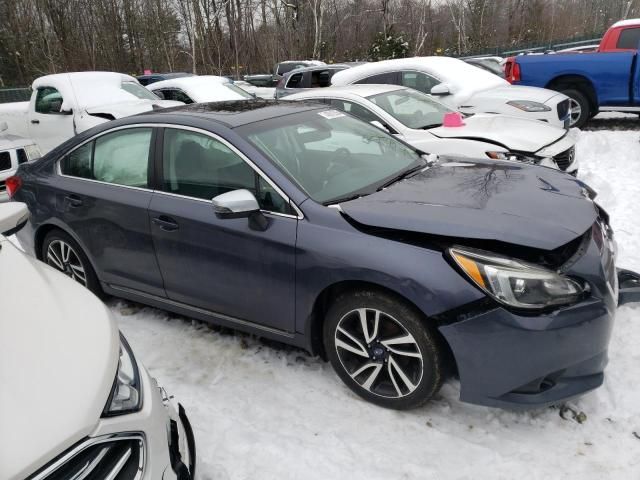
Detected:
[569,98,582,126]
[334,308,423,398]
[46,239,87,286]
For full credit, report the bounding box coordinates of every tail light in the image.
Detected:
[5,176,22,198]
[504,57,521,83]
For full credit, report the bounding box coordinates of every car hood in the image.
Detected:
[85,99,183,118]
[428,114,566,153]
[340,159,597,251]
[471,85,560,104]
[0,239,118,480]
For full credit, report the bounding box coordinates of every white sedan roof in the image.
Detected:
[147,75,231,91]
[146,76,252,102]
[331,56,508,93]
[286,84,407,100]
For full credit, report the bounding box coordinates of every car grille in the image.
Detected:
[0,151,11,171]
[557,99,570,120]
[553,146,575,171]
[29,434,145,480]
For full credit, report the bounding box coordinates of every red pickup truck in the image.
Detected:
[504,19,640,127]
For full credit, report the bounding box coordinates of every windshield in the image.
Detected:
[368,89,453,129]
[121,81,161,100]
[241,109,422,204]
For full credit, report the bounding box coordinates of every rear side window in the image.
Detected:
[16,149,28,164]
[60,128,152,188]
[93,129,152,187]
[155,89,193,104]
[0,151,11,171]
[617,28,640,49]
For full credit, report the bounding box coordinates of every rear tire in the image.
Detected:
[561,88,591,128]
[42,229,104,297]
[323,289,444,410]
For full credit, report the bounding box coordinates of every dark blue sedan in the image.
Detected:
[9,100,639,410]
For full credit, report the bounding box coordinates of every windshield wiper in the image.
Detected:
[378,161,428,191]
[324,192,367,206]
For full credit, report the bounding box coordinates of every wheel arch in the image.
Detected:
[546,74,598,112]
[305,280,457,373]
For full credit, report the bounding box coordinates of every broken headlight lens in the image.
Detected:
[507,100,551,112]
[103,334,142,416]
[450,247,586,310]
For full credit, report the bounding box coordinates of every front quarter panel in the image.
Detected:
[294,204,485,334]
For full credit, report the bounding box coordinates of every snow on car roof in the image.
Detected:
[146,76,252,103]
[32,72,151,111]
[286,84,406,99]
[331,56,508,94]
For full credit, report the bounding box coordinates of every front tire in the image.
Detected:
[561,88,591,128]
[323,290,444,410]
[42,229,103,297]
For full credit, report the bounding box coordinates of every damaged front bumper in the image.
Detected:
[439,267,640,410]
[160,387,196,480]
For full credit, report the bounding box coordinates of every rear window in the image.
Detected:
[617,28,640,49]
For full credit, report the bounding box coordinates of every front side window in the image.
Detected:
[242,109,422,204]
[286,73,305,89]
[60,128,152,188]
[617,27,640,49]
[368,89,452,129]
[162,128,293,215]
[35,87,64,114]
[401,71,441,94]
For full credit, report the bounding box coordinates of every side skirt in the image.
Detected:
[102,283,310,351]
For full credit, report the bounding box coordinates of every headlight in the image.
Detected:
[449,247,586,309]
[486,151,538,164]
[103,334,142,416]
[506,100,551,112]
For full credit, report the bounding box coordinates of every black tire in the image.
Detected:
[561,88,591,128]
[42,229,104,297]
[323,289,444,410]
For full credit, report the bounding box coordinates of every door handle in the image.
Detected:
[65,194,83,207]
[30,119,40,124]
[152,216,179,232]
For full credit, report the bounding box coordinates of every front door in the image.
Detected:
[28,86,75,154]
[149,127,298,332]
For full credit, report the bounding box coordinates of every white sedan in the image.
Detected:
[147,75,254,103]
[286,84,578,174]
[0,123,41,202]
[0,202,196,480]
[330,56,572,129]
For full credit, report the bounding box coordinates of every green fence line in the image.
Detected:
[457,33,605,58]
[0,88,31,104]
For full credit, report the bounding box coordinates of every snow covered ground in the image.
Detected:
[113,117,640,480]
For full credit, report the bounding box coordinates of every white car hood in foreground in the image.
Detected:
[428,114,566,153]
[0,239,119,480]
[85,99,182,118]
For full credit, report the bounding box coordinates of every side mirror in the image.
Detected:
[212,189,260,218]
[430,83,451,96]
[212,189,269,231]
[0,202,30,236]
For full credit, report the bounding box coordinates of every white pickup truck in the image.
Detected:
[0,72,182,154]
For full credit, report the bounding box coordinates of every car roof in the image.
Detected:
[146,75,231,91]
[286,84,406,99]
[142,99,327,128]
[282,64,350,79]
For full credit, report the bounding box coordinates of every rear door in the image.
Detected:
[148,127,298,332]
[56,126,165,296]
